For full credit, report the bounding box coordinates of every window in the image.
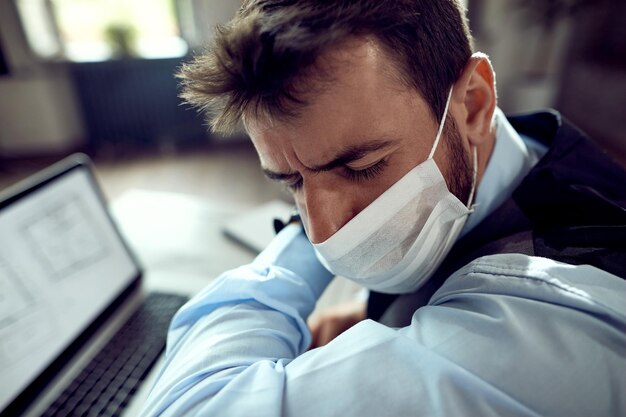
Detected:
[17,0,187,62]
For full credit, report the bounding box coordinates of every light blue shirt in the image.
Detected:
[461,108,546,236]
[140,112,626,417]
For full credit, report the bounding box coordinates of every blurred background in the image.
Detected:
[0,0,625,204]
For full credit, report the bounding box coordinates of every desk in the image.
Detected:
[111,189,362,317]
[111,190,360,416]
[111,189,362,416]
[111,189,257,295]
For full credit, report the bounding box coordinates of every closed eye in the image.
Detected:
[277,158,388,192]
[342,158,388,182]
[262,168,303,192]
[285,175,303,191]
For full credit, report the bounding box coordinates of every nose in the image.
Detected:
[297,183,359,243]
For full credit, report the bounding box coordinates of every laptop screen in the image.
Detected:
[0,158,139,413]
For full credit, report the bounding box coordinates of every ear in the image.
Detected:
[453,53,497,147]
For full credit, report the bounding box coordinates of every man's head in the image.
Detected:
[179,0,474,132]
[179,0,497,243]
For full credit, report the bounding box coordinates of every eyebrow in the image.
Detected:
[262,139,394,181]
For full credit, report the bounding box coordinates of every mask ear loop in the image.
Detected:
[466,146,478,210]
[427,87,454,160]
[428,87,478,210]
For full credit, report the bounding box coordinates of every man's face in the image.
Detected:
[246,38,473,243]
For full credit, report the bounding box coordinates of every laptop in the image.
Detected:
[0,154,189,417]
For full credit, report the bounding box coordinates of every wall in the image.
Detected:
[469,0,626,165]
[0,0,85,157]
[468,0,573,113]
[555,0,626,165]
[177,0,243,50]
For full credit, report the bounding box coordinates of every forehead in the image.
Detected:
[244,38,434,166]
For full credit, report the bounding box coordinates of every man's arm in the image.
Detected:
[140,228,626,417]
[140,223,334,416]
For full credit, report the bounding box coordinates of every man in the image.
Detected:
[141,1,626,416]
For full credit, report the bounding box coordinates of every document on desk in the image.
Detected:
[223,199,294,253]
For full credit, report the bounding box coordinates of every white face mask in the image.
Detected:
[310,88,477,294]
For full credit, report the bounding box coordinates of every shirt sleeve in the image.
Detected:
[140,229,626,417]
[139,223,334,416]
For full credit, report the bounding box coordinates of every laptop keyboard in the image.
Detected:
[39,292,188,417]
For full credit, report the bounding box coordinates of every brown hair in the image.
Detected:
[178,0,473,134]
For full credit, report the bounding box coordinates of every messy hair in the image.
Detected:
[178,0,473,134]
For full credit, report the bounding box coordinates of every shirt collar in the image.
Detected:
[459,108,544,237]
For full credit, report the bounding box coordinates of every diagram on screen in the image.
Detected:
[22,195,109,280]
[0,258,54,366]
[0,257,34,329]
